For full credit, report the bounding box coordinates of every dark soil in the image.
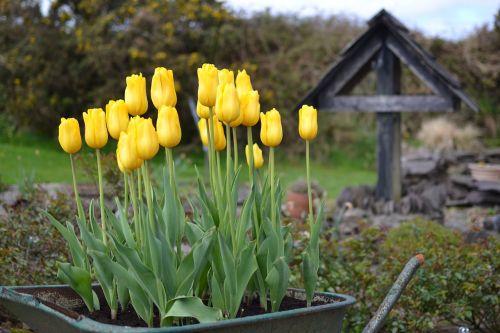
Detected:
[74,296,329,328]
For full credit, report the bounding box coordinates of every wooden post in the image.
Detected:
[375,46,402,201]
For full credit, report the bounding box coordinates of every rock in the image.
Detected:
[337,185,374,210]
[483,215,500,233]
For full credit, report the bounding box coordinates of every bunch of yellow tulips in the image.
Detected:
[55,63,321,325]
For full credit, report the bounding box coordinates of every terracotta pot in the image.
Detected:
[286,191,314,220]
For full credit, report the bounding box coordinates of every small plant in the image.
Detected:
[48,65,324,326]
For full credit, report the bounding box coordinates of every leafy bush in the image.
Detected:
[291,219,500,332]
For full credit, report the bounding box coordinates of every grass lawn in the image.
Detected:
[0,134,376,198]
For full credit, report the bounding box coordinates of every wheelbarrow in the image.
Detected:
[0,254,424,333]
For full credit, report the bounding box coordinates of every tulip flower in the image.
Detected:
[197,64,218,107]
[229,108,243,127]
[83,108,108,149]
[117,131,142,172]
[214,117,226,151]
[246,143,264,169]
[157,106,181,148]
[116,149,126,173]
[106,99,129,140]
[58,118,82,154]
[135,117,159,160]
[236,70,253,99]
[240,90,260,127]
[125,73,148,116]
[218,69,234,85]
[198,118,209,146]
[298,105,318,141]
[151,67,177,109]
[215,82,240,124]
[197,101,210,119]
[260,108,282,147]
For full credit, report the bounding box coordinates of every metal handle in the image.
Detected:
[362,254,425,333]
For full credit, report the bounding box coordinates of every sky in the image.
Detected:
[224,0,498,40]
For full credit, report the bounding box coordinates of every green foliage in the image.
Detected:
[291,219,500,332]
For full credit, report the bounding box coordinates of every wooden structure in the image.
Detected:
[296,9,479,201]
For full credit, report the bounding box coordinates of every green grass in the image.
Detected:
[0,134,376,198]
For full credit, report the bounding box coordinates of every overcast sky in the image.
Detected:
[224,0,498,40]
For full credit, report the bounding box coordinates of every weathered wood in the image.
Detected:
[319,95,454,112]
[375,46,402,202]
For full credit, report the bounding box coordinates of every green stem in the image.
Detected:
[232,127,238,172]
[166,148,176,195]
[70,154,84,221]
[96,149,106,245]
[208,109,219,202]
[128,173,140,247]
[216,151,224,200]
[142,162,155,231]
[306,140,313,225]
[270,147,276,229]
[247,127,254,185]
[225,123,231,195]
[123,172,128,220]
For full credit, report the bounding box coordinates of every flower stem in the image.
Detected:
[270,147,276,228]
[208,109,219,201]
[247,127,254,185]
[70,154,84,221]
[165,148,176,196]
[216,151,224,199]
[96,149,106,245]
[225,123,231,194]
[306,140,313,225]
[123,172,128,220]
[232,127,238,172]
[128,173,140,246]
[141,162,155,231]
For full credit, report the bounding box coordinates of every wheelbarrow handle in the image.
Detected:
[361,254,425,333]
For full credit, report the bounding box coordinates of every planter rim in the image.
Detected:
[1,284,355,333]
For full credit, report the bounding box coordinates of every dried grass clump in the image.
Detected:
[417,117,482,151]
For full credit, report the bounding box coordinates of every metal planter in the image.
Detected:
[0,285,355,333]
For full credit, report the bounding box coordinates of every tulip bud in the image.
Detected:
[218,69,234,85]
[125,73,148,116]
[106,99,129,140]
[240,90,260,127]
[117,131,142,172]
[298,105,318,141]
[151,67,177,109]
[215,82,240,124]
[214,117,226,151]
[83,108,108,149]
[157,106,181,148]
[197,64,218,107]
[58,118,82,154]
[236,70,253,99]
[135,117,159,160]
[260,108,282,147]
[198,118,209,146]
[246,143,264,169]
[196,101,210,119]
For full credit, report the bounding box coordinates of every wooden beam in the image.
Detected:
[319,95,454,112]
[375,47,402,202]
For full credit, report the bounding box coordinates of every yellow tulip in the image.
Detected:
[197,64,218,107]
[215,82,239,124]
[236,70,253,99]
[125,73,148,116]
[58,118,82,154]
[298,105,318,141]
[218,69,234,85]
[229,107,243,127]
[196,101,210,119]
[157,106,181,148]
[151,67,177,109]
[240,90,260,127]
[83,108,108,149]
[260,108,282,147]
[214,117,226,151]
[106,99,129,140]
[198,118,209,146]
[116,149,126,173]
[135,117,159,160]
[246,143,264,169]
[117,131,142,172]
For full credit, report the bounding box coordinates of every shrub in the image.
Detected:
[291,219,500,332]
